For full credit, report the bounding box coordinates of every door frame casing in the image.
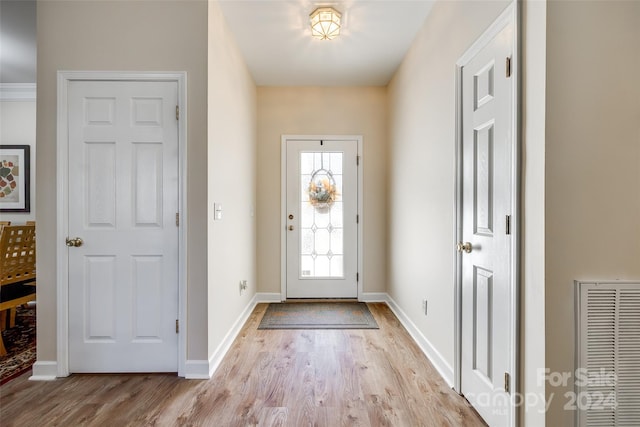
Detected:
[280,135,363,301]
[453,2,521,426]
[56,71,188,377]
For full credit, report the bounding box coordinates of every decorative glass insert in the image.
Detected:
[300,152,344,278]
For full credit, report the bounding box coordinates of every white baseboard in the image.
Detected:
[359,292,388,302]
[255,292,283,302]
[29,361,58,381]
[29,293,454,387]
[205,293,260,379]
[385,295,454,387]
[183,360,211,380]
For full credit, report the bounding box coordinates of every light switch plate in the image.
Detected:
[214,203,223,220]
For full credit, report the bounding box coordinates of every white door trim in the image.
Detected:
[280,135,363,301]
[56,71,188,377]
[453,2,520,426]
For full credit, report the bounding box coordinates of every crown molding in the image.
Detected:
[0,83,36,101]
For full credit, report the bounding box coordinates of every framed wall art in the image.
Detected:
[0,145,31,212]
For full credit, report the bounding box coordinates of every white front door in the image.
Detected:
[67,80,179,372]
[459,10,515,426]
[285,138,359,298]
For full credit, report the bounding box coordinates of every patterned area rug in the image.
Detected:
[1,306,36,385]
[258,302,379,329]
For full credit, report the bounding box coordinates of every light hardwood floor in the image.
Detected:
[0,303,486,426]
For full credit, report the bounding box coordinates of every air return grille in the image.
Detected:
[576,281,640,427]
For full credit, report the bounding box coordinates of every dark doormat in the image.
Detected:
[258,302,379,329]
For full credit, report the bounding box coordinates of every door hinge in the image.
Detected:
[175,319,179,334]
[356,272,359,282]
[176,213,179,227]
[356,214,359,224]
[357,155,360,166]
[505,215,511,235]
[506,56,512,78]
[504,372,511,393]
[176,105,180,121]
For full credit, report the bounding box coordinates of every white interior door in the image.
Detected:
[459,14,515,426]
[285,139,358,298]
[67,80,179,372]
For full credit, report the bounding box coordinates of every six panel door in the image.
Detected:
[460,20,514,426]
[67,80,179,372]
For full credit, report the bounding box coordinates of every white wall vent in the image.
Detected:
[576,281,640,427]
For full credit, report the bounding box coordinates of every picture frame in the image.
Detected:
[0,145,31,212]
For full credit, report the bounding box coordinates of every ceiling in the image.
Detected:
[0,1,434,87]
[218,0,435,86]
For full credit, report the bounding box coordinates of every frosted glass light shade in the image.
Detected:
[310,7,341,40]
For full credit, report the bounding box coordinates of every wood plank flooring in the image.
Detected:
[0,303,486,426]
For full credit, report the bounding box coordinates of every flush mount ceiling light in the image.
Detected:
[309,7,341,40]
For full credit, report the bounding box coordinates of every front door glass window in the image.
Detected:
[299,152,344,278]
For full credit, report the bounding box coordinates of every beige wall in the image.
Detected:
[545,1,640,425]
[36,0,209,362]
[207,0,257,356]
[256,87,387,295]
[387,0,510,377]
[0,100,36,223]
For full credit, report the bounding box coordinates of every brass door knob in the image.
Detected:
[288,225,294,231]
[66,237,84,247]
[456,242,472,253]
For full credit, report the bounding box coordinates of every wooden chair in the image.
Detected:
[0,225,37,356]
[2,221,35,331]
[0,221,12,331]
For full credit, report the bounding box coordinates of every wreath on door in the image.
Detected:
[307,168,338,212]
